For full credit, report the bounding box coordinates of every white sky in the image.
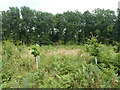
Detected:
[0,0,119,14]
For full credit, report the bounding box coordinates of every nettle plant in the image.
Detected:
[30,44,40,69]
[85,32,101,64]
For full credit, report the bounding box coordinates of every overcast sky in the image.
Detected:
[0,0,119,14]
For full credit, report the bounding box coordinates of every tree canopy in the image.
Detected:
[2,6,119,45]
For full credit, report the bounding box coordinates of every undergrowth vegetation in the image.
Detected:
[1,40,120,88]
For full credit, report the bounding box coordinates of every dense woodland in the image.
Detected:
[2,6,120,45]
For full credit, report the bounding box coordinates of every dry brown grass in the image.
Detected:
[24,48,88,58]
[43,48,80,56]
[21,49,34,59]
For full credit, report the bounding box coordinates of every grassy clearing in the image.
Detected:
[1,41,120,88]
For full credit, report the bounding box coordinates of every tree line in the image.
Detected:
[2,6,120,45]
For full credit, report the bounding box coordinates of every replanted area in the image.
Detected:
[1,40,120,88]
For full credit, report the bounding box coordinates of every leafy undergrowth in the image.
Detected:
[1,41,120,88]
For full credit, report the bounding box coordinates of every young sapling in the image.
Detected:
[30,44,40,69]
[87,32,100,64]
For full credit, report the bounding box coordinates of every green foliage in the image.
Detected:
[113,40,120,53]
[2,40,20,59]
[2,7,118,45]
[1,6,119,88]
[86,33,101,56]
[2,41,120,88]
[85,44,90,52]
[30,44,40,57]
